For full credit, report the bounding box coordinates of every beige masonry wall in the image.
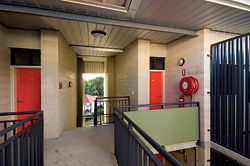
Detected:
[105,57,115,97]
[0,25,10,114]
[0,28,41,114]
[41,30,77,138]
[0,27,76,138]
[150,43,167,57]
[166,31,205,165]
[166,29,238,166]
[115,40,139,105]
[58,34,77,132]
[41,30,60,138]
[114,40,167,106]
[138,40,150,105]
[8,29,40,49]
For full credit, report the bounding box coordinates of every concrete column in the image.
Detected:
[41,30,60,138]
[138,39,150,105]
[0,25,10,114]
[77,58,84,127]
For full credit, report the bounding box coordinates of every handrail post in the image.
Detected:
[94,100,98,126]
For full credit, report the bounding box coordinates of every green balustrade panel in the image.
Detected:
[124,107,199,146]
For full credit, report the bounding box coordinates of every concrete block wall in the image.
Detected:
[114,40,167,106]
[105,57,115,98]
[150,43,167,57]
[41,30,77,138]
[166,30,206,165]
[41,30,60,138]
[114,40,139,105]
[8,29,40,49]
[58,33,77,132]
[0,26,78,138]
[0,25,10,115]
[165,29,238,166]
[138,40,150,105]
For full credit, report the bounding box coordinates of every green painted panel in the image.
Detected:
[124,107,199,146]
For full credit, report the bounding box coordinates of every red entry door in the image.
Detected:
[16,68,41,120]
[150,72,162,110]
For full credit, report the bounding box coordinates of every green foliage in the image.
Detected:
[84,76,104,96]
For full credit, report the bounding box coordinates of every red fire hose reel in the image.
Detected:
[179,76,199,96]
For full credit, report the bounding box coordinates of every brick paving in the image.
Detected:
[45,125,117,166]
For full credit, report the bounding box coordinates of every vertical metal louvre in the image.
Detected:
[211,33,250,158]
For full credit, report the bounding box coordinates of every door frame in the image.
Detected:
[10,65,41,113]
[149,70,166,104]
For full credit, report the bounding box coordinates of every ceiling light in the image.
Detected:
[91,30,106,38]
[205,0,250,12]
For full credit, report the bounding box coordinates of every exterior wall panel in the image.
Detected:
[0,25,10,114]
[41,30,60,138]
[83,61,104,73]
[166,29,238,166]
[58,33,77,132]
[114,40,138,105]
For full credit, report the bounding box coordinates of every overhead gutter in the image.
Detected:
[0,4,198,36]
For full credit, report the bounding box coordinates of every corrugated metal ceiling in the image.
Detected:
[0,0,249,34]
[0,0,248,57]
[0,11,183,56]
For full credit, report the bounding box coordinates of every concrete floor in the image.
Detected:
[45,125,117,166]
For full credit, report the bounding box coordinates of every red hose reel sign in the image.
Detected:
[179,76,199,96]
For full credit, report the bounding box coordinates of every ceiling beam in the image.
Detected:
[71,45,124,53]
[0,3,198,36]
[78,56,108,62]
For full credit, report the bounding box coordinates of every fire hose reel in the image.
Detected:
[179,76,199,96]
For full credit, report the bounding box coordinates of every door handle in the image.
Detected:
[17,99,23,103]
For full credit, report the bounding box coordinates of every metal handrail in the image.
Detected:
[0,111,43,137]
[0,110,41,116]
[118,101,199,109]
[115,109,183,166]
[115,102,200,166]
[0,111,44,166]
[96,96,130,99]
[93,96,130,126]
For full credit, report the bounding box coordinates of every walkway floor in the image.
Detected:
[45,125,117,166]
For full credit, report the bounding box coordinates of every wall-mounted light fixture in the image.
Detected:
[91,30,106,38]
[178,58,185,66]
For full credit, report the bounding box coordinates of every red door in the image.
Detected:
[150,72,162,110]
[16,68,41,129]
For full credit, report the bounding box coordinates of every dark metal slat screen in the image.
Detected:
[211,33,250,158]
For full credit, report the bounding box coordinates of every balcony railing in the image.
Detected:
[114,102,200,166]
[78,96,130,127]
[0,111,44,166]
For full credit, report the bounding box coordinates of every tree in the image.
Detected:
[84,76,104,96]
